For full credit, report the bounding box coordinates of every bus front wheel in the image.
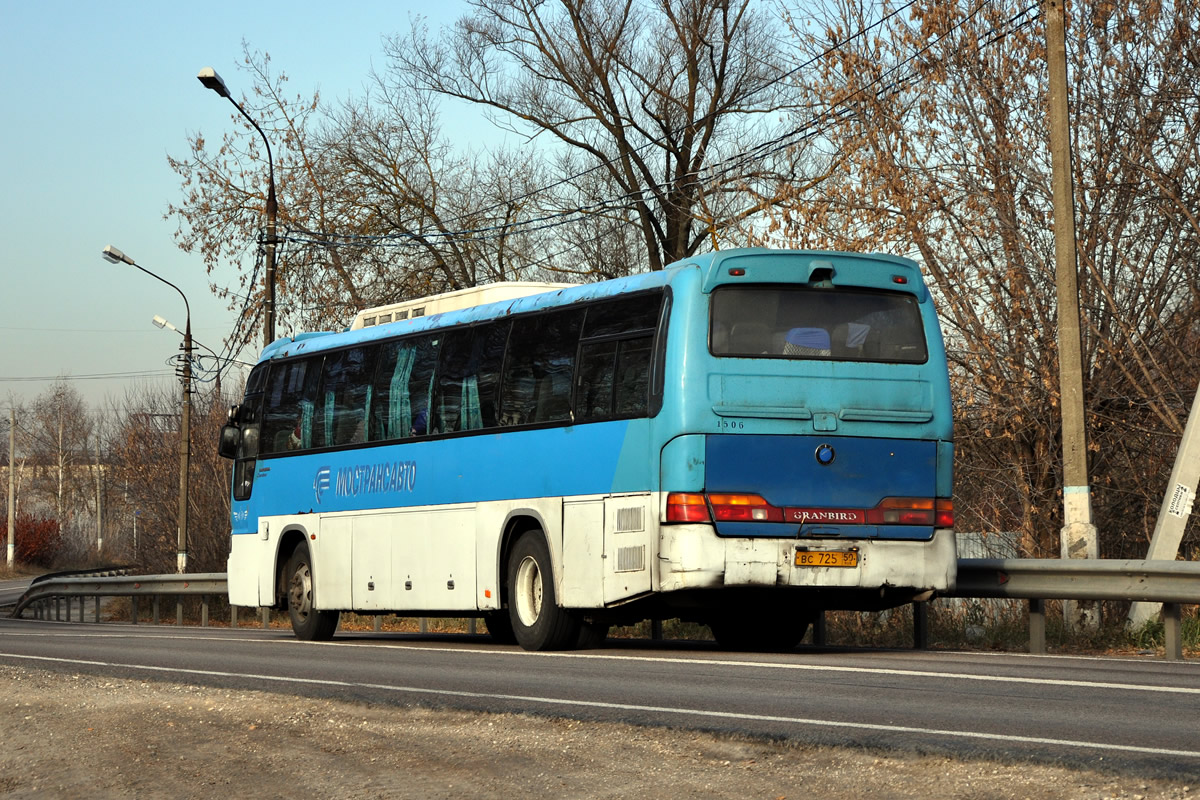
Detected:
[507,531,580,651]
[285,543,339,641]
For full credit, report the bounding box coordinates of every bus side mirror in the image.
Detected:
[218,423,241,459]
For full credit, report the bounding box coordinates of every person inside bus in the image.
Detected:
[286,422,303,450]
[410,405,428,437]
[782,327,831,357]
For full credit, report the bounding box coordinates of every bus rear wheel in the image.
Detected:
[285,543,339,641]
[507,530,580,651]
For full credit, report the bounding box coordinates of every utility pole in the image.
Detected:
[1128,385,1200,628]
[95,432,103,556]
[179,321,192,573]
[1046,0,1099,630]
[56,401,64,519]
[7,407,15,569]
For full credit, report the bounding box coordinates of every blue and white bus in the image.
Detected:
[218,248,955,651]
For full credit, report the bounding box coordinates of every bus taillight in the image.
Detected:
[935,498,954,528]
[708,493,784,522]
[666,492,710,522]
[865,498,954,528]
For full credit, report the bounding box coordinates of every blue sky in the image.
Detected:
[0,0,467,411]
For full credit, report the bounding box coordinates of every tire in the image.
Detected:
[575,620,610,649]
[506,530,581,651]
[708,614,809,652]
[483,611,517,644]
[285,542,339,641]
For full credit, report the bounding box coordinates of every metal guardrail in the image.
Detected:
[942,558,1200,660]
[950,558,1200,604]
[11,573,228,627]
[9,559,1199,658]
[26,565,139,585]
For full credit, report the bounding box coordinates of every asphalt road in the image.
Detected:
[1,616,1198,779]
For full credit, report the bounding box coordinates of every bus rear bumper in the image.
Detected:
[658,526,957,597]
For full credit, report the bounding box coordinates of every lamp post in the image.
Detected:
[198,66,278,348]
[101,245,191,574]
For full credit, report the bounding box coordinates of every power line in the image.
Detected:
[0,370,172,383]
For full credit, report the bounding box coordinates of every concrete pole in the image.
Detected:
[1128,384,1200,628]
[7,407,15,568]
[1046,0,1098,630]
[178,323,192,574]
[56,407,63,519]
[95,433,103,555]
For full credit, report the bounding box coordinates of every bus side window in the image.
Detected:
[261,357,319,455]
[370,335,439,441]
[613,337,652,416]
[433,322,509,434]
[312,346,373,448]
[576,340,617,421]
[575,292,663,422]
[501,309,583,426]
[468,322,509,430]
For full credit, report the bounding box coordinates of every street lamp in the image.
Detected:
[153,315,220,359]
[101,245,191,574]
[198,66,278,348]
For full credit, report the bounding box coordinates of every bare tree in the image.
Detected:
[389,0,809,271]
[106,384,234,574]
[17,384,97,558]
[169,46,569,337]
[763,0,1200,557]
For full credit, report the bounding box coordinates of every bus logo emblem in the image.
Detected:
[314,467,332,504]
[815,444,835,466]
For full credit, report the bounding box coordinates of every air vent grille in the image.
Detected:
[616,545,646,573]
[615,506,645,533]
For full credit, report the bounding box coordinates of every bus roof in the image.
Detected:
[348,282,573,331]
[257,248,927,363]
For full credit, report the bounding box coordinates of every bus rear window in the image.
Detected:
[710,286,927,363]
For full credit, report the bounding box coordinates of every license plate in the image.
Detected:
[795,549,859,568]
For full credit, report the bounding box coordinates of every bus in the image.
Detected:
[218,248,956,651]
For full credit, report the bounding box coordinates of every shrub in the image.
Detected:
[5,512,64,568]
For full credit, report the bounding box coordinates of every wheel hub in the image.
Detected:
[514,555,543,628]
[289,563,313,620]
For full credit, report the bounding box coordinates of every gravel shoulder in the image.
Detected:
[0,665,1196,800]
